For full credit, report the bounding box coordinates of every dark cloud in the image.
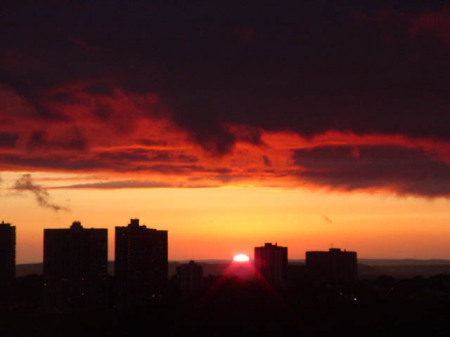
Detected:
[0,132,18,148]
[95,149,150,163]
[263,155,272,167]
[409,6,450,47]
[91,101,114,121]
[232,126,264,146]
[26,128,88,152]
[0,154,108,171]
[1,1,448,153]
[0,1,449,198]
[84,82,114,96]
[94,150,198,165]
[150,152,171,162]
[12,174,69,211]
[0,152,224,177]
[146,164,206,175]
[97,150,193,165]
[46,91,83,104]
[211,174,246,184]
[136,139,168,147]
[177,155,199,163]
[293,145,450,197]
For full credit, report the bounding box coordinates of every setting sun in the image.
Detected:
[233,254,250,262]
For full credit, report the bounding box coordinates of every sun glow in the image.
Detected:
[233,254,250,262]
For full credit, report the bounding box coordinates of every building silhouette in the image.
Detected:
[115,218,168,308]
[254,243,288,287]
[306,248,357,283]
[43,221,108,311]
[0,221,15,302]
[176,260,203,295]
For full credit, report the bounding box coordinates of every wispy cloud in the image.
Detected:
[54,179,219,190]
[56,179,176,189]
[322,215,332,224]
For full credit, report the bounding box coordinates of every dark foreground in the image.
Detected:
[1,274,449,336]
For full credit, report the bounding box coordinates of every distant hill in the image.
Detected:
[16,263,43,277]
[358,259,450,266]
[16,260,450,278]
[15,261,227,278]
[357,264,450,279]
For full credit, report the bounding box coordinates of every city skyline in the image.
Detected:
[2,199,450,264]
[1,222,449,336]
[1,1,450,263]
[3,216,449,265]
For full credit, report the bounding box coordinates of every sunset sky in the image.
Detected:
[1,1,449,263]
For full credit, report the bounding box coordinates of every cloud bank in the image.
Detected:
[0,1,449,197]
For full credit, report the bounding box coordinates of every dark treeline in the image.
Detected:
[1,273,449,336]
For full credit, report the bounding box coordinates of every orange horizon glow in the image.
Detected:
[1,182,449,264]
[1,119,450,264]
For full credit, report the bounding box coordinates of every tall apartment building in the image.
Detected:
[115,218,168,308]
[306,248,357,283]
[177,260,203,295]
[43,221,108,311]
[254,243,288,288]
[0,221,15,302]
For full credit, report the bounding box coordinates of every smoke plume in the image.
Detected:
[13,174,69,212]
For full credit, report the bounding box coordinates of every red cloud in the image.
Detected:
[1,78,449,198]
[410,6,450,47]
[1,2,449,197]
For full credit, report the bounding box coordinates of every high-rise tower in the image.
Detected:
[306,248,357,283]
[43,221,108,311]
[0,221,15,302]
[176,260,203,295]
[254,242,288,288]
[115,218,168,308]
